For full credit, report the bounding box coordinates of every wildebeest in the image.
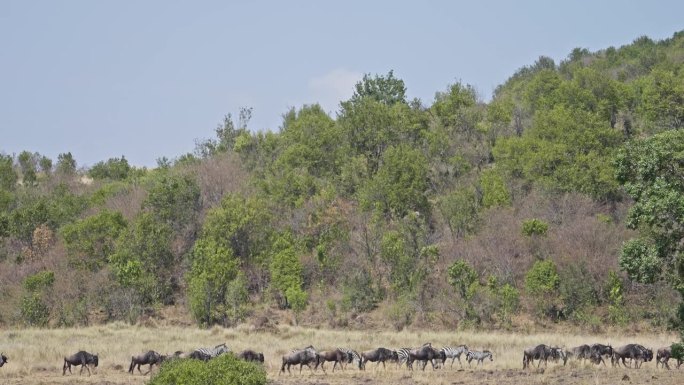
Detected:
[280,346,318,374]
[589,343,613,366]
[612,344,652,368]
[0,353,7,367]
[338,348,362,370]
[63,351,98,376]
[407,343,441,371]
[360,347,397,370]
[656,346,682,369]
[238,349,264,363]
[522,344,554,369]
[316,349,347,372]
[566,345,591,363]
[550,346,568,366]
[189,343,229,361]
[466,350,493,367]
[128,350,164,375]
[440,345,469,368]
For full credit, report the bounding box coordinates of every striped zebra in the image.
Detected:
[466,350,493,367]
[441,345,469,368]
[337,348,362,370]
[190,343,230,361]
[396,348,412,368]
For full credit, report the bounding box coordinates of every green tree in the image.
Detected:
[268,236,305,310]
[143,173,200,231]
[187,238,245,326]
[360,144,430,218]
[447,259,479,321]
[88,156,132,180]
[0,154,18,190]
[109,213,174,305]
[20,270,55,326]
[18,151,38,185]
[438,186,479,238]
[56,152,77,175]
[61,210,128,270]
[614,129,684,331]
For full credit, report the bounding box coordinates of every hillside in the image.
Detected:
[1,31,683,333]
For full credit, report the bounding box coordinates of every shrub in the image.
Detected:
[521,218,549,237]
[149,354,266,385]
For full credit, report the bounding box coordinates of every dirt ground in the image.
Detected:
[1,362,682,385]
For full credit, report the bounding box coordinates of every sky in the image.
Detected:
[1,1,683,168]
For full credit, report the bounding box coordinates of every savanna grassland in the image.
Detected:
[0,324,681,385]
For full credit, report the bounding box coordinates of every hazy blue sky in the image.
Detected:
[2,1,683,167]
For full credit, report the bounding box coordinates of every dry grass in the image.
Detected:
[0,324,681,384]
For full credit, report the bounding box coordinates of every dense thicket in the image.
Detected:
[1,31,683,332]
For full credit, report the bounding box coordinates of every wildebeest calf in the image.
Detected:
[238,349,264,363]
[129,350,164,375]
[0,353,7,367]
[63,351,98,376]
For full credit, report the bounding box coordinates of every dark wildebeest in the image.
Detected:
[656,346,682,369]
[238,349,264,363]
[522,344,554,369]
[612,344,652,368]
[550,346,568,366]
[128,350,164,375]
[0,353,7,367]
[338,348,362,370]
[589,343,613,366]
[63,351,98,376]
[466,350,493,367]
[316,349,347,372]
[280,346,318,374]
[407,343,441,371]
[360,347,397,370]
[566,345,591,363]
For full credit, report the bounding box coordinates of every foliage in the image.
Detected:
[108,213,174,305]
[521,218,549,237]
[56,152,76,175]
[0,154,18,190]
[438,186,479,238]
[20,270,55,326]
[149,353,267,385]
[342,270,383,313]
[525,260,560,295]
[143,172,201,230]
[360,144,430,218]
[61,210,127,270]
[187,238,245,326]
[88,156,132,180]
[447,259,480,321]
[480,169,511,208]
[615,129,684,290]
[268,236,305,309]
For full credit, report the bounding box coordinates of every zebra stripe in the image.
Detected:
[466,350,493,366]
[396,348,412,367]
[337,348,362,369]
[191,343,229,361]
[441,345,469,368]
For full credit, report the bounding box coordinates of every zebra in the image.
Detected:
[441,345,469,368]
[189,343,229,361]
[466,350,493,367]
[396,348,412,367]
[337,348,362,370]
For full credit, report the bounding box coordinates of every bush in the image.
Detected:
[521,218,549,237]
[149,354,266,385]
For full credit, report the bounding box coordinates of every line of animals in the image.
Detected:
[0,341,681,377]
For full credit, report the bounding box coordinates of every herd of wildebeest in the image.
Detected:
[0,341,682,377]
